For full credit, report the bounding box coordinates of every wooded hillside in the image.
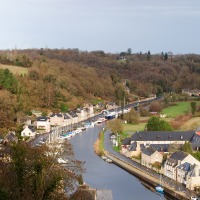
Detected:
[0,48,200,133]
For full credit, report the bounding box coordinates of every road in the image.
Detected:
[103,130,200,199]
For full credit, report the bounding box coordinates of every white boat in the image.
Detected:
[106,158,112,163]
[155,174,164,193]
[101,155,107,160]
[96,117,107,124]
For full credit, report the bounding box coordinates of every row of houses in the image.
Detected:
[182,89,200,96]
[121,130,200,191]
[21,106,95,137]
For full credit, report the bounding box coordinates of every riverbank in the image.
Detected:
[94,129,199,200]
[104,150,189,200]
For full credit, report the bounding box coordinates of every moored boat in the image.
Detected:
[155,174,164,193]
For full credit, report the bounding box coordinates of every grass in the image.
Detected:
[179,117,200,130]
[123,123,146,134]
[0,64,28,75]
[99,131,104,153]
[161,102,191,117]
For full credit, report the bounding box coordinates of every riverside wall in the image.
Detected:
[104,151,190,200]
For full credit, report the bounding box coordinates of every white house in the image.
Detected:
[50,113,64,126]
[36,116,50,132]
[164,151,200,191]
[186,164,200,191]
[21,125,36,137]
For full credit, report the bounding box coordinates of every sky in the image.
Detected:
[0,0,200,54]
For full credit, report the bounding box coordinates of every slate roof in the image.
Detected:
[28,125,35,132]
[187,164,200,177]
[129,142,137,151]
[4,132,18,143]
[37,116,48,121]
[168,151,189,165]
[190,132,200,150]
[177,162,191,172]
[122,137,131,146]
[50,113,63,118]
[149,144,169,152]
[64,113,71,119]
[142,147,156,156]
[130,131,195,142]
[68,111,78,118]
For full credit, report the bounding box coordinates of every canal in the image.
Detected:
[70,124,170,200]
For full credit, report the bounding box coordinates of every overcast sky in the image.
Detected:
[0,0,200,54]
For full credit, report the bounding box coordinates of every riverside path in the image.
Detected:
[103,130,200,200]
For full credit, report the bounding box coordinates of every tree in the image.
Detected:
[147,51,151,61]
[164,53,168,61]
[107,118,123,135]
[0,141,84,200]
[139,106,150,117]
[191,101,196,115]
[181,141,193,154]
[149,102,163,112]
[146,116,173,131]
[123,109,139,124]
[127,48,132,55]
[193,152,200,161]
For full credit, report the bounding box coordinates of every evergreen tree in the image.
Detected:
[191,101,196,115]
[181,141,193,154]
[164,53,168,60]
[147,50,151,61]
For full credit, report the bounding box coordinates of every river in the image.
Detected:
[70,124,170,200]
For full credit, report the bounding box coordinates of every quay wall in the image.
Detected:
[104,151,190,200]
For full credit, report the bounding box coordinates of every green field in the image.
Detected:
[161,102,192,117]
[0,64,28,75]
[123,123,146,134]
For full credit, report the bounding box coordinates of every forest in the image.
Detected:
[0,48,200,135]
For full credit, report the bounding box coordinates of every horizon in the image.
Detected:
[1,0,200,55]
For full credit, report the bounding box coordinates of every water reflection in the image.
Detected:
[70,125,170,200]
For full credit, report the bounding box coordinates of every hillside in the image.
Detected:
[0,49,200,133]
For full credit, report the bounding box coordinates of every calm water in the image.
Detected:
[70,125,168,200]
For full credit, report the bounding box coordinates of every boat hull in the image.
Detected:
[155,186,164,193]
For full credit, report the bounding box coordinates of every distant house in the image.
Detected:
[31,109,42,117]
[21,125,36,137]
[141,147,163,169]
[68,111,78,124]
[50,113,64,126]
[36,116,50,132]
[163,151,200,190]
[63,113,72,126]
[76,108,87,122]
[182,88,200,96]
[4,131,18,144]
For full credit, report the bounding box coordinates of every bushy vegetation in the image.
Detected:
[1,49,200,135]
[146,116,173,131]
[0,141,84,200]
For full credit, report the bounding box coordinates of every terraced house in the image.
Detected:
[121,130,200,157]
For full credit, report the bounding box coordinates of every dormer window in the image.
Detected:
[180,135,183,139]
[139,135,141,138]
[156,135,159,138]
[168,135,171,139]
